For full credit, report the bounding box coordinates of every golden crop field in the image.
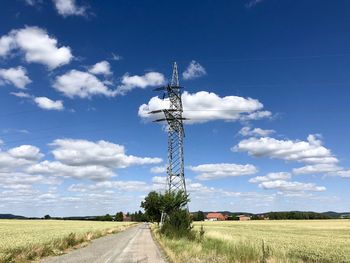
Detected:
[0,220,135,263]
[156,220,350,263]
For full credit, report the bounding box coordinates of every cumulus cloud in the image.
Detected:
[234,134,338,165]
[239,126,275,137]
[189,163,258,180]
[0,67,31,89]
[259,180,326,192]
[50,139,162,168]
[68,180,150,192]
[0,26,73,69]
[139,91,271,124]
[182,60,206,80]
[293,164,342,175]
[27,161,115,181]
[52,0,87,17]
[150,165,167,174]
[53,70,116,98]
[89,61,112,76]
[8,145,43,161]
[0,137,162,186]
[0,144,43,172]
[330,170,350,178]
[150,176,271,205]
[249,172,291,183]
[0,35,15,56]
[10,91,32,98]
[116,72,165,95]
[0,172,59,190]
[10,92,64,111]
[34,97,64,111]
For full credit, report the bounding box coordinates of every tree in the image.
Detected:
[115,212,124,221]
[141,190,193,238]
[44,214,51,220]
[141,191,162,222]
[160,190,190,215]
[197,211,205,221]
[159,191,193,239]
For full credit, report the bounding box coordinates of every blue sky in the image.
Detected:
[1,0,350,217]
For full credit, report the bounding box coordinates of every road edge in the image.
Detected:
[149,223,172,263]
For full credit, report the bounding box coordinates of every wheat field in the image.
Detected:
[0,220,135,263]
[155,220,350,263]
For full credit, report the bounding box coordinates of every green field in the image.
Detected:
[0,220,135,263]
[155,220,350,263]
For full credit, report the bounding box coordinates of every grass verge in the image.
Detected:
[1,223,137,263]
[151,224,302,263]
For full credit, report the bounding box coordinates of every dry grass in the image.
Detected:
[0,220,136,263]
[153,220,350,263]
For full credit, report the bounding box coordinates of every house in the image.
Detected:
[206,212,226,221]
[123,214,132,222]
[236,215,251,221]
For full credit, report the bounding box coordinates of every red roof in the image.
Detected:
[207,212,226,221]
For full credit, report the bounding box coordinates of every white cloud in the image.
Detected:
[0,172,59,190]
[239,126,275,137]
[10,92,64,111]
[68,180,150,192]
[249,172,291,183]
[0,27,73,69]
[53,70,116,98]
[111,53,122,61]
[189,163,258,180]
[50,139,162,168]
[0,144,43,172]
[27,161,115,181]
[89,61,112,76]
[182,60,206,80]
[52,0,87,17]
[117,72,165,95]
[259,180,326,192]
[0,67,31,89]
[330,170,350,178]
[24,139,162,181]
[8,145,43,161]
[0,137,162,184]
[0,35,15,56]
[139,91,271,124]
[293,164,342,175]
[234,134,338,165]
[34,97,64,111]
[150,165,167,174]
[10,91,32,98]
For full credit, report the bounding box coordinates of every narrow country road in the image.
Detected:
[41,223,166,263]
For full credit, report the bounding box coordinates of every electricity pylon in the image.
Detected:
[150,62,187,195]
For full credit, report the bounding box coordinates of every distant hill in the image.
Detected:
[0,214,27,219]
[322,211,350,218]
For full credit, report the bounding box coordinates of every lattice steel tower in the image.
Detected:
[151,62,187,195]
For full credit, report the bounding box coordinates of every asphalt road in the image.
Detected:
[41,223,166,263]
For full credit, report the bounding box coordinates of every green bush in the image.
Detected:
[161,209,195,239]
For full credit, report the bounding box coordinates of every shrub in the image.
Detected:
[161,209,195,239]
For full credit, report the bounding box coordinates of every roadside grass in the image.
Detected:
[0,220,137,263]
[152,220,350,263]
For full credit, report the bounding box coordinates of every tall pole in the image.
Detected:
[151,62,187,195]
